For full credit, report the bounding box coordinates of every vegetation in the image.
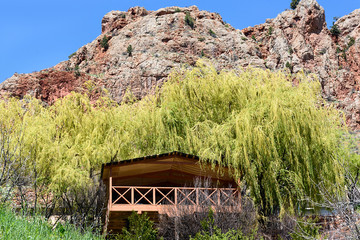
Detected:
[158,178,257,239]
[116,212,159,240]
[127,44,133,56]
[0,205,102,239]
[267,26,273,36]
[330,24,341,36]
[347,37,355,49]
[185,12,195,29]
[190,209,257,240]
[290,0,300,10]
[251,35,256,41]
[0,61,349,219]
[208,29,216,38]
[290,217,321,239]
[175,8,181,13]
[100,35,109,50]
[74,64,80,77]
[285,61,293,73]
[68,52,76,59]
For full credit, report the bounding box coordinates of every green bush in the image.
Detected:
[68,52,76,59]
[116,211,159,240]
[127,44,133,56]
[285,61,293,72]
[290,217,321,240]
[101,35,109,50]
[267,26,273,36]
[209,29,216,38]
[290,0,300,10]
[190,209,256,240]
[347,37,355,49]
[185,12,195,29]
[74,64,80,77]
[330,24,341,36]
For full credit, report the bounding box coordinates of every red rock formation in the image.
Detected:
[0,70,103,104]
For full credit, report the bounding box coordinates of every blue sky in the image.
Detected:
[0,0,358,83]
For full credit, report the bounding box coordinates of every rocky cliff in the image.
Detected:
[1,0,359,129]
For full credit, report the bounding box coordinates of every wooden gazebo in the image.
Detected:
[101,151,239,234]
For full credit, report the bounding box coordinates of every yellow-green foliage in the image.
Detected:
[0,61,347,215]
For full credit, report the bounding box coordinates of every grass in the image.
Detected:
[0,206,103,240]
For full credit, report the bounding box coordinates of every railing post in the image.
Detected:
[196,188,199,205]
[153,187,156,205]
[217,189,220,206]
[175,188,177,205]
[131,187,134,204]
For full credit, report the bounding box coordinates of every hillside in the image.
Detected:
[0,0,359,129]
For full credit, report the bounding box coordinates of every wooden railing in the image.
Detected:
[110,186,239,209]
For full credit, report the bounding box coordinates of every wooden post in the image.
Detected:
[237,178,242,210]
[196,188,199,205]
[109,177,112,209]
[103,167,112,234]
[175,188,177,205]
[153,187,156,205]
[131,187,134,204]
[109,166,113,209]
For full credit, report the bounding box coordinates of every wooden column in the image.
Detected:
[109,167,113,210]
[237,178,241,210]
[103,167,112,234]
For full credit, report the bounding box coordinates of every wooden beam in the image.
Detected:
[110,169,236,186]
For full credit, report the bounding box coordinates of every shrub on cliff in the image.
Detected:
[330,24,341,36]
[290,0,300,10]
[127,44,133,56]
[185,12,195,29]
[100,35,109,50]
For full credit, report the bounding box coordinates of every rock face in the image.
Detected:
[243,0,360,130]
[1,0,360,129]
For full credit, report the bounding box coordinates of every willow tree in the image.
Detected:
[147,62,345,216]
[0,61,347,217]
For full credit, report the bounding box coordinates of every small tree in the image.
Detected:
[330,24,341,36]
[74,65,80,77]
[127,45,133,57]
[290,0,300,10]
[117,211,159,240]
[0,124,29,204]
[185,12,195,29]
[101,35,109,50]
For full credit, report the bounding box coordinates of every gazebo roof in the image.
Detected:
[101,151,235,187]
